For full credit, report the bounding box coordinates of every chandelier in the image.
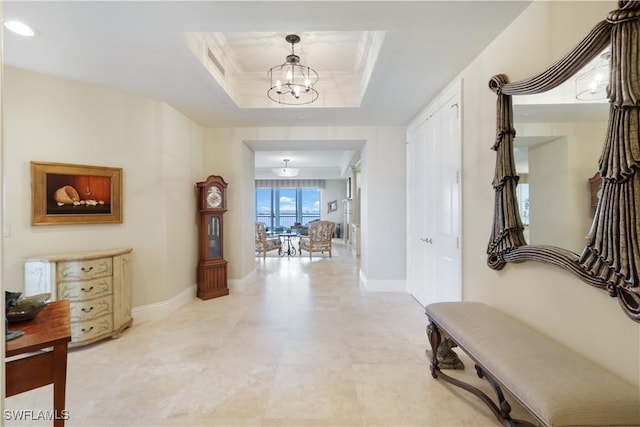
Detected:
[576,50,610,101]
[272,159,299,177]
[267,34,319,105]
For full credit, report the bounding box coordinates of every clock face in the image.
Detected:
[206,186,222,208]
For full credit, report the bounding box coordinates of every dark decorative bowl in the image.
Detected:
[7,293,51,323]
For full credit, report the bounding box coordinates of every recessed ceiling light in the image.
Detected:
[4,20,37,37]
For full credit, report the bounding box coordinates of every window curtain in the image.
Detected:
[255,179,326,189]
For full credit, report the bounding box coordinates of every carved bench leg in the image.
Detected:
[476,365,513,421]
[426,321,536,427]
[426,321,442,378]
[426,321,464,370]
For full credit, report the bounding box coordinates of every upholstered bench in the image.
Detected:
[425,302,640,427]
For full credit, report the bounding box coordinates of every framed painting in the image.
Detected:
[328,200,338,213]
[31,161,123,225]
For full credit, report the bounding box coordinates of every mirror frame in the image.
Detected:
[487,0,640,322]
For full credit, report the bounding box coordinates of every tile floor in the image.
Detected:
[4,240,535,427]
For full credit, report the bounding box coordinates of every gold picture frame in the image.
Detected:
[31,161,123,225]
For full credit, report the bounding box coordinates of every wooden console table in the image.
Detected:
[5,300,71,427]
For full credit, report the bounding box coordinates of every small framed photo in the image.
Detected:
[328,200,338,213]
[31,161,123,225]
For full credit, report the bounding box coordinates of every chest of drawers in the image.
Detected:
[24,248,133,347]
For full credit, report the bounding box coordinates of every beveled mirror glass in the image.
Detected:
[487,0,640,322]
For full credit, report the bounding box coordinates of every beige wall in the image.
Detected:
[3,67,204,308]
[459,1,639,387]
[202,128,257,284]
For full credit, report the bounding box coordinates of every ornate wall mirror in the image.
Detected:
[487,0,639,322]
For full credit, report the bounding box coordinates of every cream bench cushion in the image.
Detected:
[426,302,640,426]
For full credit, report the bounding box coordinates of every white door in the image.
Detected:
[406,82,461,306]
[406,119,435,304]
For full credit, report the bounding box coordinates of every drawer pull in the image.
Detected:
[81,286,94,292]
[81,266,94,272]
[81,326,94,333]
[81,307,94,313]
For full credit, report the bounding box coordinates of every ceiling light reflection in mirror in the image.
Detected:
[4,20,37,37]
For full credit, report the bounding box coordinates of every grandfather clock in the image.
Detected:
[196,175,229,299]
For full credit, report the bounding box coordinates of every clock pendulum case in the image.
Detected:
[195,175,229,299]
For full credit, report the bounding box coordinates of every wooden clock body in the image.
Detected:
[196,175,229,300]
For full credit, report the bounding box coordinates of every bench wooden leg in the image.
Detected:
[476,365,515,421]
[426,320,536,427]
[426,321,442,378]
[426,321,464,370]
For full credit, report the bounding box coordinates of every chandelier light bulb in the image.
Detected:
[576,48,610,101]
[593,73,604,92]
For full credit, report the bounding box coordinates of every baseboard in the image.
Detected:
[132,270,257,324]
[132,284,196,324]
[229,268,257,292]
[359,270,407,292]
